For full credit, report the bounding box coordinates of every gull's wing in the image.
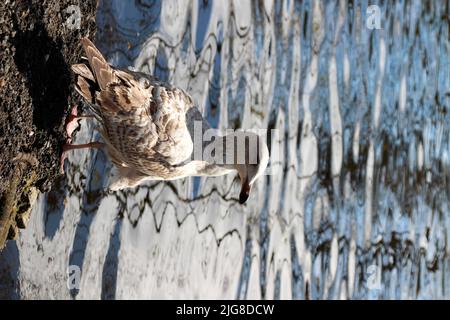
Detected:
[72,38,195,179]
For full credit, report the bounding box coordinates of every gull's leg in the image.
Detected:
[62,142,104,151]
[60,142,105,174]
[61,105,98,174]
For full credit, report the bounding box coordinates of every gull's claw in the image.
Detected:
[65,105,81,138]
[60,105,96,174]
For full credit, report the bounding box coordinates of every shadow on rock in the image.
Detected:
[13,2,69,148]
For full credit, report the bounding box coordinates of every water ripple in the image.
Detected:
[1,0,449,299]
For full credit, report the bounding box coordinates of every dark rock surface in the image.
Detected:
[0,0,98,249]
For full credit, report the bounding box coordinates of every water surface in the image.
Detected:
[1,0,449,299]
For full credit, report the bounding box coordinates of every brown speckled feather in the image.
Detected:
[72,38,195,188]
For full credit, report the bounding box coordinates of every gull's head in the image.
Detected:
[233,132,269,204]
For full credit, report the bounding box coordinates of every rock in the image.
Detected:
[0,0,98,250]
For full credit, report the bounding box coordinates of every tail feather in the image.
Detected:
[74,76,94,103]
[71,63,95,82]
[79,38,116,90]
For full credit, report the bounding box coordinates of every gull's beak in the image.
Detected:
[239,180,251,204]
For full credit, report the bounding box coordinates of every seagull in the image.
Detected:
[63,38,269,204]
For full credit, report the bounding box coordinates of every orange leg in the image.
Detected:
[62,142,104,151]
[60,105,99,174]
[60,142,105,174]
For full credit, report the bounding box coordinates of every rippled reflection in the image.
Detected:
[1,0,449,299]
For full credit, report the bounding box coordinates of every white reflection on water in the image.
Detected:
[1,0,449,299]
